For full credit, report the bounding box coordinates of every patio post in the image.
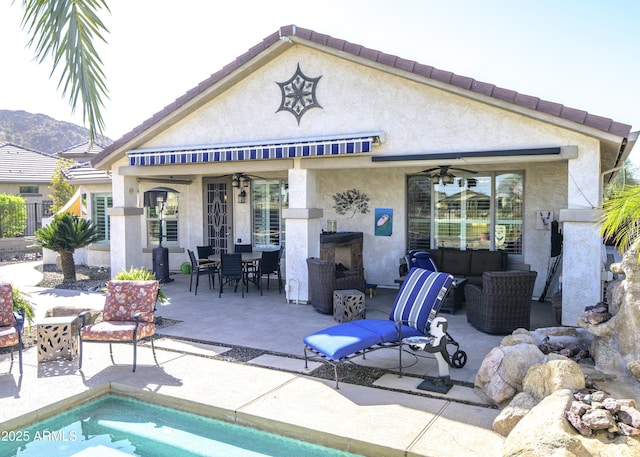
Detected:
[282,168,323,303]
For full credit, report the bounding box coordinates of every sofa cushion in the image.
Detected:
[440,249,471,276]
[426,249,444,270]
[470,251,505,276]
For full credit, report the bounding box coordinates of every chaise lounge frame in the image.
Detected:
[303,268,466,388]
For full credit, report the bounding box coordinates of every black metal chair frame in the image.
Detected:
[78,310,158,373]
[257,249,283,295]
[219,253,244,298]
[188,249,217,295]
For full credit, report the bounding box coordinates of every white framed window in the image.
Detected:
[147,191,179,247]
[251,180,288,250]
[407,171,523,256]
[92,193,112,242]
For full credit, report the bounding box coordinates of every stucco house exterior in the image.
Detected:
[0,143,59,235]
[91,25,636,326]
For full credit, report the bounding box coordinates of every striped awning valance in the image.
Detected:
[127,133,381,166]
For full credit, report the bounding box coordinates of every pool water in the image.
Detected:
[1,395,363,457]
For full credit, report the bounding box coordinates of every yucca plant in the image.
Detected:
[110,267,168,306]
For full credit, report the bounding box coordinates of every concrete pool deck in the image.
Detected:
[0,261,573,455]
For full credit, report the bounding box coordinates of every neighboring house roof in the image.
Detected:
[61,161,111,184]
[0,142,60,183]
[55,140,109,162]
[93,24,633,169]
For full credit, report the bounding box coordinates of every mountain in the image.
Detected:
[0,109,111,154]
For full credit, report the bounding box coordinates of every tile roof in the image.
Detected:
[93,25,632,167]
[61,161,111,183]
[0,143,60,183]
[55,140,110,162]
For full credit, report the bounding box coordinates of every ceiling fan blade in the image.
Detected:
[420,167,441,174]
[448,167,477,174]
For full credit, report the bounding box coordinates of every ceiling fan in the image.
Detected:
[213,172,264,188]
[420,166,477,185]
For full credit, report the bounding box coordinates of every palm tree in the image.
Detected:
[600,185,640,254]
[20,0,110,142]
[35,212,100,281]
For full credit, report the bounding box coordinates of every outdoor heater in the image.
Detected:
[143,187,177,283]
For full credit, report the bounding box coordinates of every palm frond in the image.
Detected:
[20,0,110,142]
[600,185,640,254]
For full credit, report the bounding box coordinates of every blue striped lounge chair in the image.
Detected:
[303,268,456,388]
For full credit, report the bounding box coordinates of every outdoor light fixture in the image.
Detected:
[238,188,247,204]
[231,173,250,203]
[231,173,251,189]
[441,174,455,185]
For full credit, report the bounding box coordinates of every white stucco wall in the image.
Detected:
[105,43,612,316]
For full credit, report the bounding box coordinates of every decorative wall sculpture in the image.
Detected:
[332,189,370,218]
[276,64,322,124]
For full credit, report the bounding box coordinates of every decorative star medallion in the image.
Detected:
[276,64,322,125]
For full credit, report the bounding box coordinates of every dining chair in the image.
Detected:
[196,245,215,265]
[234,244,257,286]
[234,244,252,253]
[257,249,283,295]
[187,249,217,295]
[219,253,244,298]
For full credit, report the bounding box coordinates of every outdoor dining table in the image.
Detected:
[208,252,263,291]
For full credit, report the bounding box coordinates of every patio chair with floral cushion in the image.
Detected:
[79,280,159,372]
[0,284,25,375]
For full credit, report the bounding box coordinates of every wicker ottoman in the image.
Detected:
[333,289,365,323]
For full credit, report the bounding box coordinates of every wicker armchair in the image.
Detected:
[465,270,537,334]
[307,257,366,314]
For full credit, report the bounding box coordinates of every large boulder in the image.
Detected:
[474,343,547,407]
[502,389,590,457]
[523,359,586,402]
[579,240,640,378]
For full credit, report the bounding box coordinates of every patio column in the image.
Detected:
[108,172,143,275]
[282,167,323,303]
[559,146,602,326]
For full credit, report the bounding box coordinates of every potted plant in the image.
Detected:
[12,285,35,329]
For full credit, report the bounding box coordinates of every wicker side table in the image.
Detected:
[37,315,79,362]
[333,289,365,323]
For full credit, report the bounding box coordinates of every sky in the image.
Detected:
[1,0,639,160]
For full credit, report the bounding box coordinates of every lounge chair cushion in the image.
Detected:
[390,268,453,332]
[305,269,453,361]
[102,280,158,323]
[303,322,382,360]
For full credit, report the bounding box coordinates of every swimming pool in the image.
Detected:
[1,395,363,457]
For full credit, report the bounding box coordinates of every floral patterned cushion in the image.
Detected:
[0,284,15,328]
[0,326,18,348]
[102,280,158,323]
[80,321,155,341]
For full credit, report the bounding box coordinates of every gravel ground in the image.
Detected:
[37,263,112,291]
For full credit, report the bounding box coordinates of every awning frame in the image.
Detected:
[127,132,382,166]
